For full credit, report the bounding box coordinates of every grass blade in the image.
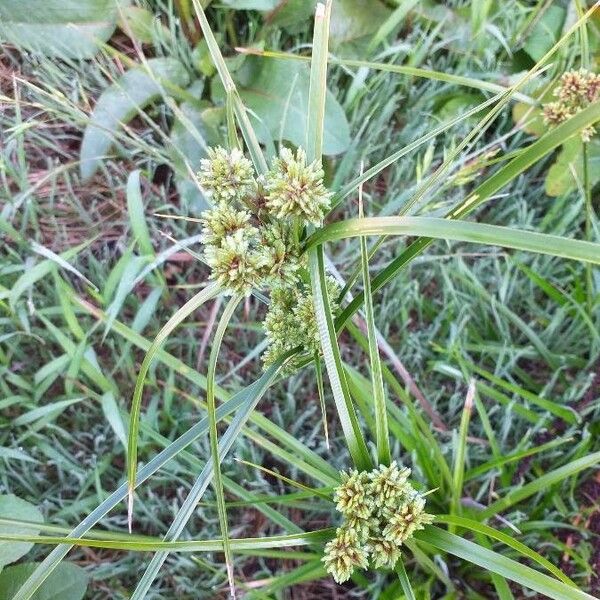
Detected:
[336,100,600,330]
[0,530,334,553]
[305,0,370,472]
[206,295,241,598]
[310,246,372,471]
[12,373,270,600]
[238,49,536,105]
[435,515,576,586]
[417,526,595,600]
[191,0,267,174]
[130,350,292,599]
[307,216,600,264]
[395,558,417,600]
[450,381,475,530]
[306,0,331,163]
[126,170,154,257]
[127,282,220,531]
[480,451,600,519]
[359,180,390,465]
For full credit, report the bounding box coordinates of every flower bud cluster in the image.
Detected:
[543,69,600,142]
[198,146,331,294]
[262,277,340,370]
[323,462,433,584]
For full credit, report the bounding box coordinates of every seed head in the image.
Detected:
[325,462,434,584]
[368,461,411,508]
[382,492,434,545]
[542,69,600,142]
[262,278,340,368]
[256,222,303,287]
[557,69,599,105]
[542,101,572,126]
[204,229,266,294]
[200,204,256,246]
[265,147,332,224]
[322,526,369,584]
[368,537,402,570]
[335,470,372,519]
[198,147,255,204]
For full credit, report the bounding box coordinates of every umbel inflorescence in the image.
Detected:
[198,146,331,294]
[198,146,335,366]
[543,69,600,142]
[323,462,434,584]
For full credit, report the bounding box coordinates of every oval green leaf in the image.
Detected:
[80,58,190,181]
[0,495,44,567]
[0,0,120,58]
[0,562,87,600]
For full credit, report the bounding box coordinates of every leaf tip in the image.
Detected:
[127,488,134,534]
[226,562,236,599]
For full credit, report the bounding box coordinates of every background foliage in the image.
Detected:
[1,0,599,598]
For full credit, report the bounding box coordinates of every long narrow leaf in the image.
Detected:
[359,188,390,465]
[336,99,600,329]
[307,216,600,265]
[480,451,600,519]
[206,295,241,597]
[130,351,291,600]
[127,282,220,528]
[0,529,333,552]
[417,526,595,600]
[435,515,576,586]
[12,371,273,600]
[309,246,372,471]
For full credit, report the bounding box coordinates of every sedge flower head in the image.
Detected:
[262,277,341,368]
[200,204,256,246]
[368,461,412,508]
[256,222,303,287]
[382,492,434,545]
[335,470,372,519]
[265,147,332,224]
[324,462,433,584]
[322,526,369,584]
[368,537,402,570]
[203,229,266,294]
[198,146,255,204]
[543,69,600,142]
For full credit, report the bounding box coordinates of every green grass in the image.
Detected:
[1,0,599,598]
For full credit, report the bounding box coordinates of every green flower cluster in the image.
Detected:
[198,146,331,294]
[323,462,434,584]
[262,277,340,369]
[543,69,600,142]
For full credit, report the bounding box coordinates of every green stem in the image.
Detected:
[583,142,594,315]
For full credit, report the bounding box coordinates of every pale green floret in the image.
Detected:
[264,147,332,224]
[200,204,256,246]
[344,514,371,543]
[368,461,411,508]
[322,526,369,584]
[368,537,402,570]
[203,229,266,294]
[324,461,433,583]
[382,492,434,545]
[198,146,255,204]
[262,277,341,368]
[256,222,303,287]
[335,470,372,519]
